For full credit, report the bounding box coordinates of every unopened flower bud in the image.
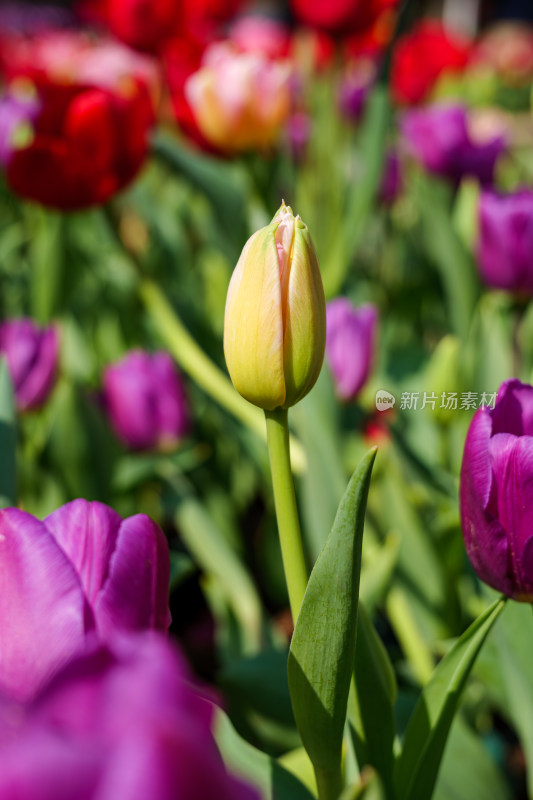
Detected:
[224,203,326,410]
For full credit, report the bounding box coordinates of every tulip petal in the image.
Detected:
[283,224,326,406]
[224,227,285,409]
[94,515,171,636]
[492,378,533,437]
[489,433,533,596]
[0,508,93,701]
[0,728,101,800]
[460,409,513,596]
[44,500,122,607]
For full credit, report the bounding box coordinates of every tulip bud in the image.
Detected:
[224,202,326,410]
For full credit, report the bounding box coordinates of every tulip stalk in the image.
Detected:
[265,407,309,622]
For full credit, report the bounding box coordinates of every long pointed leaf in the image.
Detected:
[349,603,397,798]
[0,359,16,508]
[394,597,506,800]
[214,706,315,800]
[288,448,377,782]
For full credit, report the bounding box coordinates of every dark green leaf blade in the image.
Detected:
[0,359,16,508]
[288,448,377,783]
[214,706,315,800]
[350,603,397,797]
[394,597,506,800]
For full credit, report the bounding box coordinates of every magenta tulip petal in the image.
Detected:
[151,352,190,448]
[326,299,377,402]
[401,104,504,185]
[0,508,93,702]
[477,190,533,294]
[0,319,59,412]
[460,377,533,599]
[103,350,189,451]
[12,634,261,800]
[44,500,122,607]
[0,728,101,800]
[94,515,171,636]
[16,327,59,411]
[460,410,512,595]
[489,434,533,596]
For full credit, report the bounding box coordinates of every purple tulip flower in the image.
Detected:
[477,189,533,294]
[0,318,58,412]
[460,378,533,601]
[103,350,190,451]
[0,632,259,800]
[401,104,505,185]
[326,299,377,402]
[0,499,170,702]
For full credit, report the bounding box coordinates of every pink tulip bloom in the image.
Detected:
[185,41,292,152]
[0,499,170,701]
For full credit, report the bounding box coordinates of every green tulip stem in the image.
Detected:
[265,407,309,624]
[315,766,344,800]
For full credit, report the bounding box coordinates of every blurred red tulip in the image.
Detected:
[0,31,159,210]
[391,20,472,106]
[289,0,399,39]
[79,0,244,54]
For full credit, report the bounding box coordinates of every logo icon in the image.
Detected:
[375,390,396,412]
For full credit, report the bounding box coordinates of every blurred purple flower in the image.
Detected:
[286,110,311,161]
[326,299,377,401]
[0,499,170,702]
[103,350,190,451]
[460,378,533,601]
[0,632,259,800]
[401,104,505,185]
[379,150,402,205]
[339,60,376,121]
[477,189,533,294]
[0,92,40,168]
[0,2,74,35]
[0,317,58,412]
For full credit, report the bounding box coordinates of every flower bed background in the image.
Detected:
[1,0,533,798]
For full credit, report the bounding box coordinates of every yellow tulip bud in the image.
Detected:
[224,203,326,410]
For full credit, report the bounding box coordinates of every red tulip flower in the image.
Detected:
[0,31,159,210]
[290,0,400,40]
[391,20,472,106]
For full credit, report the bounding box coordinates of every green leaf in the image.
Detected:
[434,715,512,800]
[496,601,533,798]
[288,448,377,787]
[0,359,16,508]
[413,173,479,342]
[26,208,65,323]
[219,649,295,729]
[175,497,263,654]
[213,706,315,800]
[151,130,248,262]
[323,85,390,297]
[349,603,397,797]
[394,597,506,800]
[292,367,346,561]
